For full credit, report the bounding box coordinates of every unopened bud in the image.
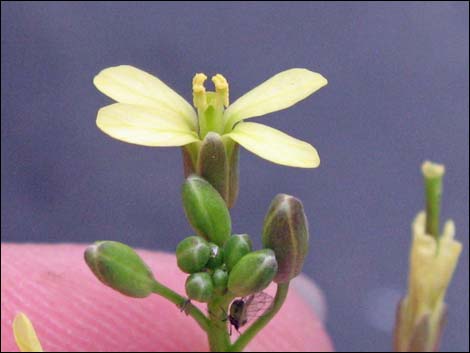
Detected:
[84,241,155,298]
[206,243,224,270]
[262,194,309,283]
[212,268,229,295]
[182,175,231,246]
[223,234,252,272]
[197,132,229,202]
[176,236,211,274]
[185,272,214,303]
[227,249,278,297]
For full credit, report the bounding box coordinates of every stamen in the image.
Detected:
[193,73,208,110]
[212,74,229,107]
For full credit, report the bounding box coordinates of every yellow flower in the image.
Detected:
[394,161,463,352]
[407,212,461,322]
[395,214,462,351]
[93,65,327,168]
[13,313,43,352]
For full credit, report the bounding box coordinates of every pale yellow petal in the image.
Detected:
[97,103,199,147]
[224,68,327,129]
[408,212,462,318]
[13,313,43,352]
[226,122,320,168]
[94,65,197,129]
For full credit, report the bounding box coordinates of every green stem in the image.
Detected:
[152,281,209,332]
[422,161,445,241]
[207,294,234,352]
[229,283,290,352]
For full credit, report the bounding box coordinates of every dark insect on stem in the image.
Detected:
[179,298,192,316]
[226,292,274,335]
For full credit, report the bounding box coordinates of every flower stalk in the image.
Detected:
[152,280,210,332]
[206,294,234,352]
[229,283,290,352]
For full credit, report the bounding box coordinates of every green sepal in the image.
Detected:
[181,142,199,178]
[223,138,240,208]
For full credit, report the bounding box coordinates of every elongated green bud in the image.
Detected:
[212,268,229,295]
[197,132,229,202]
[227,249,278,297]
[223,234,253,271]
[262,194,309,283]
[185,272,214,303]
[206,243,224,270]
[84,241,155,298]
[176,236,211,273]
[182,175,231,246]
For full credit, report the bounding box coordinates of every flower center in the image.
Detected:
[192,73,229,139]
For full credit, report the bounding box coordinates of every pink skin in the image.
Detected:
[1,244,333,352]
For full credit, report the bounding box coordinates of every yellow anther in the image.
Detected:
[193,73,207,88]
[192,73,208,109]
[212,74,229,107]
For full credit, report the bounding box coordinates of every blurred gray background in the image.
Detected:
[1,2,468,351]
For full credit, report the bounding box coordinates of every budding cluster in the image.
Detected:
[178,175,309,302]
[84,174,310,309]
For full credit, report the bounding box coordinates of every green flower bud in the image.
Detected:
[182,175,231,246]
[181,138,240,209]
[212,268,229,295]
[84,241,155,298]
[227,249,278,297]
[197,132,229,203]
[223,234,253,272]
[262,194,309,283]
[176,236,211,273]
[185,272,214,303]
[206,243,224,270]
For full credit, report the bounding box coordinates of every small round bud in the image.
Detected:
[206,243,224,270]
[182,175,231,246]
[176,236,211,273]
[227,249,278,297]
[223,234,252,272]
[84,241,155,298]
[185,272,214,303]
[262,194,309,283]
[212,268,229,295]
